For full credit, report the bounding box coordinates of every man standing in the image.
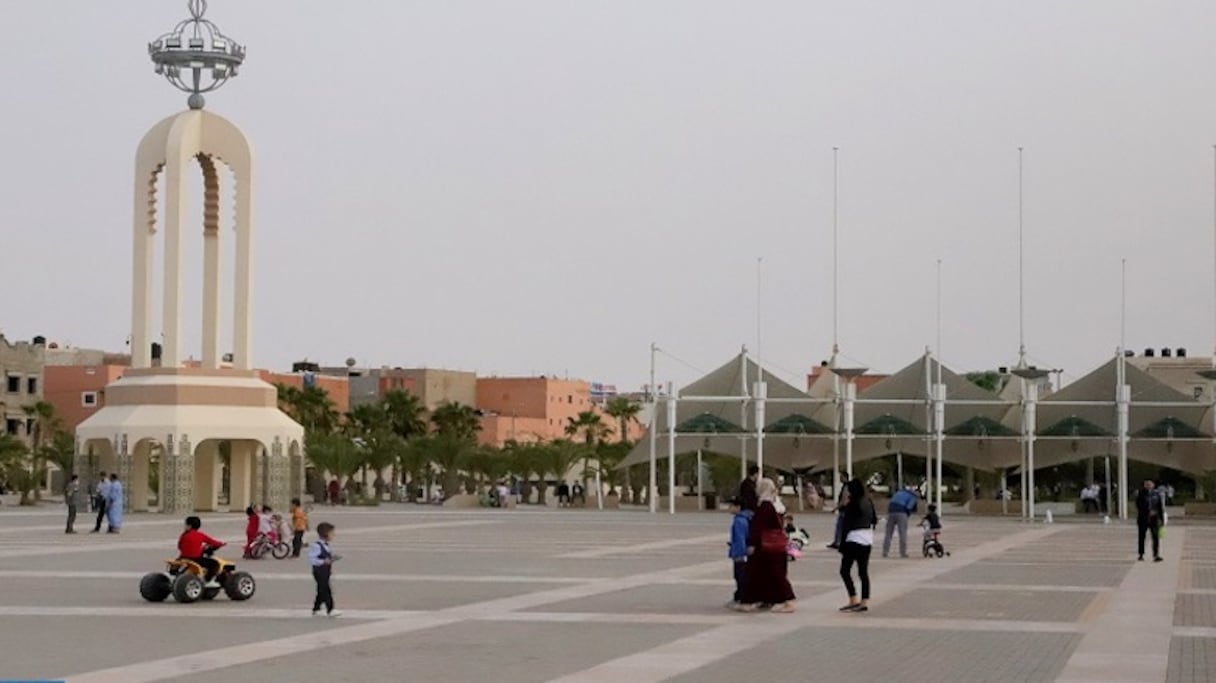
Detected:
[91,471,109,533]
[1136,479,1164,562]
[738,465,760,512]
[65,474,80,534]
[105,473,124,534]
[883,486,918,558]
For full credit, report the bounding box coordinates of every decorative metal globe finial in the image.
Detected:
[148,0,246,110]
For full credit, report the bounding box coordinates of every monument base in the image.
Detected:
[76,368,305,514]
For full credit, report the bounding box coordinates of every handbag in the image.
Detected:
[760,528,789,554]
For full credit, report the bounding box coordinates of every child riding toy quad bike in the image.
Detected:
[141,516,256,603]
[140,546,256,603]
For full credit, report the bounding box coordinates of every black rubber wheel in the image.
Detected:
[225,571,256,601]
[201,587,221,600]
[271,542,291,560]
[251,542,268,560]
[935,547,945,558]
[173,574,204,603]
[139,573,172,602]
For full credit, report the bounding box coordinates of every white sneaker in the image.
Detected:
[327,610,342,618]
[311,610,323,617]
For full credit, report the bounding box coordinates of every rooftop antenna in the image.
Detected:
[1017,146,1027,369]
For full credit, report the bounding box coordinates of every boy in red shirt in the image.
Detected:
[178,516,225,586]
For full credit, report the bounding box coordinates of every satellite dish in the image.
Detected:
[345,357,357,368]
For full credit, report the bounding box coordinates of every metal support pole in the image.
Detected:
[696,449,704,510]
[933,383,946,511]
[667,395,677,515]
[1117,383,1130,520]
[1104,455,1112,515]
[843,382,856,478]
[897,452,904,489]
[1026,382,1038,521]
[754,381,767,472]
[648,343,657,514]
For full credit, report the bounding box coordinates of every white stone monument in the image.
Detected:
[77,0,304,514]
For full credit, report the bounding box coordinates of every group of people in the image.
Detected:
[728,468,955,615]
[556,481,586,507]
[176,509,342,617]
[242,499,310,558]
[71,471,124,534]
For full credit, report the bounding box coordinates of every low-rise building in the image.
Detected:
[476,376,644,446]
[0,333,46,441]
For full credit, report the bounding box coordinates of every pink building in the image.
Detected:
[476,376,644,446]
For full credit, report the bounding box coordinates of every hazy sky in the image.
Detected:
[4,1,1216,392]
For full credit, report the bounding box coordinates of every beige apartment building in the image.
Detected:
[0,333,45,442]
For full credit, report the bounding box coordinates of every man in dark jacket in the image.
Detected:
[737,465,760,512]
[1135,479,1165,562]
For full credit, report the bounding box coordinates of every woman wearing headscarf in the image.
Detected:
[838,478,877,612]
[736,478,796,613]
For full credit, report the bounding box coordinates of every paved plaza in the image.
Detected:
[0,506,1211,682]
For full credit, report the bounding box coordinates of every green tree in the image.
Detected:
[706,453,742,498]
[22,401,58,501]
[430,401,482,440]
[381,390,427,500]
[0,432,41,506]
[966,371,1004,393]
[304,432,362,500]
[538,439,582,504]
[41,429,77,482]
[594,440,631,496]
[411,433,476,500]
[603,397,642,443]
[278,384,340,435]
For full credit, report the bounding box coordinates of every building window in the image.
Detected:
[568,395,573,404]
[5,375,18,393]
[25,419,34,435]
[4,419,18,435]
[82,391,98,407]
[26,377,37,394]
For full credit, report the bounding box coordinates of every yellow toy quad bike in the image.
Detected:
[140,546,256,603]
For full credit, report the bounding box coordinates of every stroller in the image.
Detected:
[921,521,950,558]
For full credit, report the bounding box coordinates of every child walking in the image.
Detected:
[290,498,309,558]
[726,497,752,608]
[309,522,341,617]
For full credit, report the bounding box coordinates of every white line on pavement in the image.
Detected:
[558,533,723,559]
[0,570,599,584]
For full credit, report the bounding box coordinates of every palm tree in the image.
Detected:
[278,384,340,435]
[357,429,405,502]
[565,411,609,494]
[22,401,58,500]
[381,390,427,500]
[593,441,631,496]
[0,432,40,506]
[430,401,482,440]
[382,390,428,439]
[537,439,581,505]
[304,432,361,500]
[464,445,507,496]
[504,441,543,504]
[346,403,390,492]
[604,397,642,443]
[410,433,475,500]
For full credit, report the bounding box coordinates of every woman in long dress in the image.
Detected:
[737,478,796,613]
[104,474,124,533]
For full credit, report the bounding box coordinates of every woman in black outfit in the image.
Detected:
[837,478,877,612]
